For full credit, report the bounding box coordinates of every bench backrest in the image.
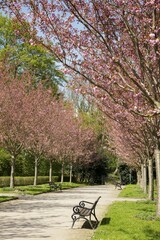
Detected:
[92,196,101,210]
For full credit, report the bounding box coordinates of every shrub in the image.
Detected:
[0,176,51,187]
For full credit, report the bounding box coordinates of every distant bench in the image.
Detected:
[48,182,62,191]
[71,196,101,229]
[112,180,122,190]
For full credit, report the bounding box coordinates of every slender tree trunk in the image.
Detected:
[61,162,64,183]
[140,161,147,193]
[49,159,53,182]
[148,158,154,201]
[137,169,141,186]
[113,162,119,175]
[155,147,160,216]
[140,163,143,189]
[69,164,73,183]
[129,169,132,184]
[10,155,15,188]
[143,160,147,194]
[34,156,38,186]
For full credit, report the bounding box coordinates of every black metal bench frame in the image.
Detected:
[113,180,122,190]
[48,182,62,191]
[71,196,101,229]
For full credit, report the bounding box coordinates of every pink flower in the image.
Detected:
[149,33,155,39]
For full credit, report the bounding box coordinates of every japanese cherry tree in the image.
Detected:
[0,71,29,187]
[0,0,160,214]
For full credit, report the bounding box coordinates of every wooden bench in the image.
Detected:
[113,180,122,190]
[48,182,62,191]
[71,196,101,229]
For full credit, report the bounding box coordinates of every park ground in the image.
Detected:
[0,184,160,240]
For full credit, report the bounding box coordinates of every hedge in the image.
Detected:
[0,176,59,187]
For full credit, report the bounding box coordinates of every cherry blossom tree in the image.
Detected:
[2,1,159,115]
[0,71,29,187]
[0,66,99,187]
[1,1,160,212]
[0,68,63,186]
[21,84,56,185]
[105,110,156,199]
[48,104,97,183]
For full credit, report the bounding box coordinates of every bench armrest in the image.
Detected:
[79,200,93,208]
[73,205,91,214]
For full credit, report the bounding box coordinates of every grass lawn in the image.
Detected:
[92,184,160,240]
[0,196,18,202]
[0,182,86,196]
[118,184,148,199]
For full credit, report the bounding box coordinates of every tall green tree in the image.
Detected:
[0,14,65,94]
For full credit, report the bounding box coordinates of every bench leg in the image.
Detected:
[71,214,97,229]
[88,215,94,229]
[71,214,79,228]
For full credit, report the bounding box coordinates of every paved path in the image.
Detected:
[0,184,121,240]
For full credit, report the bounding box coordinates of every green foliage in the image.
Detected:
[118,163,137,184]
[80,109,105,137]
[0,14,65,94]
[0,148,10,175]
[0,149,61,177]
[73,152,109,184]
[92,201,160,240]
[0,176,49,187]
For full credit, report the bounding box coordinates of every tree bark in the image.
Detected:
[34,156,38,186]
[129,168,132,184]
[61,162,64,183]
[69,164,73,183]
[140,163,143,189]
[143,160,147,194]
[141,161,147,194]
[137,169,141,186]
[155,147,160,216]
[148,158,154,201]
[10,155,15,188]
[49,159,53,182]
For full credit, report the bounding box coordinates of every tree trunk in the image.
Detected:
[61,162,64,183]
[129,169,132,184]
[34,156,38,186]
[10,155,15,188]
[148,158,154,201]
[137,169,141,186]
[155,147,160,216]
[69,164,73,183]
[140,163,143,189]
[143,160,147,194]
[49,159,53,182]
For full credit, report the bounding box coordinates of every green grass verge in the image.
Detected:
[119,184,147,199]
[0,182,86,195]
[0,196,18,202]
[92,184,159,240]
[92,201,160,240]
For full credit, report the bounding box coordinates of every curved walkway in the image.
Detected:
[0,184,121,240]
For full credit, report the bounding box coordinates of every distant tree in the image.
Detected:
[0,14,65,94]
[0,71,28,187]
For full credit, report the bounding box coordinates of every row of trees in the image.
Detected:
[0,1,159,214]
[0,13,112,187]
[0,70,102,187]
